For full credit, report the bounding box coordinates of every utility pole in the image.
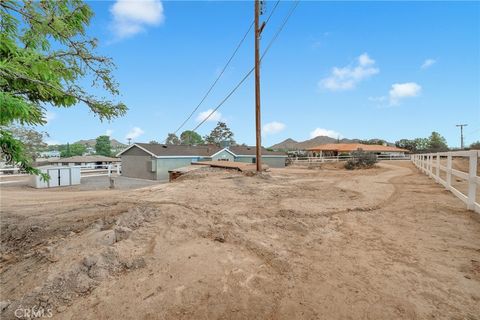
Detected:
[456,124,468,149]
[254,0,265,172]
[127,138,132,145]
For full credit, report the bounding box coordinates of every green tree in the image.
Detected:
[413,138,430,151]
[95,135,112,156]
[149,140,160,144]
[0,0,126,178]
[428,131,448,152]
[60,143,85,157]
[360,139,387,146]
[165,133,180,145]
[180,130,204,145]
[8,125,48,160]
[470,141,480,150]
[204,122,235,146]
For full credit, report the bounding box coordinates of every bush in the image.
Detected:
[344,150,377,170]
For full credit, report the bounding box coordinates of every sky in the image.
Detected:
[42,0,480,148]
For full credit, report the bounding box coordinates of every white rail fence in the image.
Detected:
[290,154,410,165]
[0,164,121,178]
[412,151,479,213]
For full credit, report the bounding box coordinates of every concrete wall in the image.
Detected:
[155,158,199,181]
[211,150,235,162]
[121,147,155,180]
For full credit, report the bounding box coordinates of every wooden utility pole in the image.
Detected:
[254,0,262,172]
[456,124,468,149]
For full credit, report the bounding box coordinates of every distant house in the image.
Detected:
[39,150,61,158]
[306,143,409,157]
[117,143,287,180]
[46,155,121,168]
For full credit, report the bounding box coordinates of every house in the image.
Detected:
[306,143,409,157]
[39,150,61,158]
[46,155,121,168]
[117,143,287,180]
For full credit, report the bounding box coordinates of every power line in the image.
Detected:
[191,0,300,133]
[167,21,254,139]
[165,0,282,141]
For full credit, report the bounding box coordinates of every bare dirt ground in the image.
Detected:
[1,161,479,319]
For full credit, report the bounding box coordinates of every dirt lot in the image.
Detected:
[1,161,479,319]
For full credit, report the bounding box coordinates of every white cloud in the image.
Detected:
[319,53,379,91]
[106,129,114,137]
[310,128,342,139]
[110,0,164,39]
[125,127,145,140]
[196,109,222,122]
[421,58,436,69]
[44,111,56,124]
[389,82,422,105]
[263,121,286,135]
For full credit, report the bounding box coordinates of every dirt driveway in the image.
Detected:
[1,161,479,319]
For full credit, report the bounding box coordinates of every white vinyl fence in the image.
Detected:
[290,154,410,165]
[412,151,479,213]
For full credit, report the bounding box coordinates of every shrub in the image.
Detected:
[344,150,377,170]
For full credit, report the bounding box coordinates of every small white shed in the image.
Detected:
[30,166,81,188]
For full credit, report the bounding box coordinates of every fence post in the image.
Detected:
[427,155,431,176]
[117,165,120,174]
[108,164,112,177]
[467,151,478,210]
[430,155,433,177]
[446,154,452,190]
[435,154,440,181]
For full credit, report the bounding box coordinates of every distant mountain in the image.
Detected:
[75,138,127,149]
[270,136,393,151]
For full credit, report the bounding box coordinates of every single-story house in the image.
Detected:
[117,143,287,180]
[46,155,121,168]
[306,143,409,157]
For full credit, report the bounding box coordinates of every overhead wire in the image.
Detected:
[164,0,282,141]
[191,0,300,133]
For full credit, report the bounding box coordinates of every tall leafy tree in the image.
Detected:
[0,0,126,177]
[180,130,203,145]
[8,125,48,160]
[204,122,235,146]
[428,131,448,152]
[95,135,112,156]
[165,133,180,145]
[60,143,86,157]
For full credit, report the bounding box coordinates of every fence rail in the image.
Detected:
[412,151,479,213]
[289,154,410,165]
[0,164,121,178]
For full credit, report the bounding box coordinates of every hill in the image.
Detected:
[270,136,393,150]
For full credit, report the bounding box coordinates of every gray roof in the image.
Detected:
[119,143,286,157]
[135,143,223,157]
